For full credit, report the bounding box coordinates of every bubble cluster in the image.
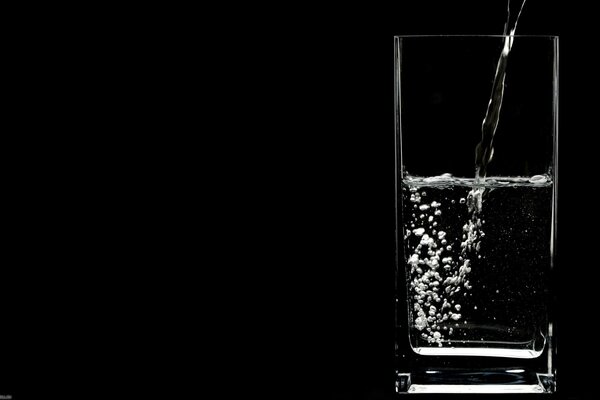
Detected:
[405,182,484,347]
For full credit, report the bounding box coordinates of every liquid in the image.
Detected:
[475,0,527,181]
[401,174,552,358]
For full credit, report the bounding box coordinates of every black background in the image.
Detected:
[2,1,595,398]
[251,1,598,399]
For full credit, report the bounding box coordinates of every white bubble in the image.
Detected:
[433,331,441,339]
[434,210,442,216]
[459,198,466,204]
[420,214,425,219]
[529,174,548,184]
[446,245,452,251]
[408,254,419,266]
[428,216,433,222]
[433,222,438,227]
[443,276,458,285]
[454,304,461,311]
[415,316,428,330]
[420,234,434,246]
[437,231,446,240]
[412,228,425,236]
[450,313,461,320]
[474,306,478,310]
[419,204,430,211]
[430,201,441,208]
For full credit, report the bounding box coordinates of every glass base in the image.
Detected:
[396,371,555,394]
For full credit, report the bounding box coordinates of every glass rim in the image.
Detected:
[394,34,558,39]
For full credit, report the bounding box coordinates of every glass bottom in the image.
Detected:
[396,371,555,394]
[413,347,540,358]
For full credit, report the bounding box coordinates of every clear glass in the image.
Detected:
[395,35,558,393]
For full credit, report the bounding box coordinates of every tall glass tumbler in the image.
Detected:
[395,36,558,393]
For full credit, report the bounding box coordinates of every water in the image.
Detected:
[402,174,552,358]
[475,0,527,182]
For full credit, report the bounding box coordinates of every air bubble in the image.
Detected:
[529,174,547,184]
[459,198,466,204]
[415,316,428,330]
[412,228,425,236]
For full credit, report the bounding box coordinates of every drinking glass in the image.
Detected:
[395,35,558,393]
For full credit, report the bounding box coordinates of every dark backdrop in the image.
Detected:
[1,1,595,399]
[256,1,597,399]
